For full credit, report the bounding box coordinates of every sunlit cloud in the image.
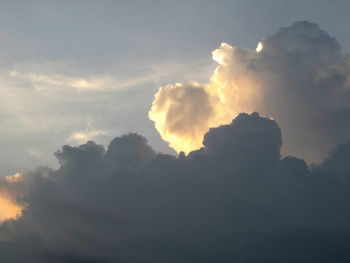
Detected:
[68,129,109,144]
[149,21,350,162]
[256,42,263,53]
[149,42,260,154]
[4,173,24,184]
[0,57,215,175]
[0,174,24,223]
[0,196,22,222]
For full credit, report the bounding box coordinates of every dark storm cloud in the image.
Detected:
[1,112,350,262]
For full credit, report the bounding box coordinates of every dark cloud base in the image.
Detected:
[1,112,350,262]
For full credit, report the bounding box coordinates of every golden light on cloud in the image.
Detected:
[212,42,233,65]
[0,173,25,223]
[68,130,108,144]
[149,82,214,153]
[5,173,24,184]
[0,195,22,222]
[149,42,261,154]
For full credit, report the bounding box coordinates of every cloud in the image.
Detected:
[9,68,156,92]
[68,130,110,144]
[0,61,156,175]
[1,112,350,262]
[1,20,350,262]
[149,21,350,162]
[0,174,25,222]
[0,56,213,175]
[149,82,214,153]
[0,197,22,223]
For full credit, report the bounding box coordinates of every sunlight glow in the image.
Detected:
[256,42,263,53]
[0,196,22,222]
[5,173,24,184]
[68,130,108,144]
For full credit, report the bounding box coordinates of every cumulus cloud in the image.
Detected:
[149,82,214,153]
[150,21,350,162]
[1,112,350,262]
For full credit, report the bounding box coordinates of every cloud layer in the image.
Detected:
[150,21,350,162]
[1,111,350,262]
[1,21,350,263]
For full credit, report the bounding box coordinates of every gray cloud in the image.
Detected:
[1,112,350,262]
[254,21,350,162]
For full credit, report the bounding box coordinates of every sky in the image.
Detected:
[2,1,350,262]
[1,0,350,175]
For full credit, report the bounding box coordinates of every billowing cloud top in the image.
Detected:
[150,21,350,162]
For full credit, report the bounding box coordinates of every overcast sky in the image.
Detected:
[1,0,350,175]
